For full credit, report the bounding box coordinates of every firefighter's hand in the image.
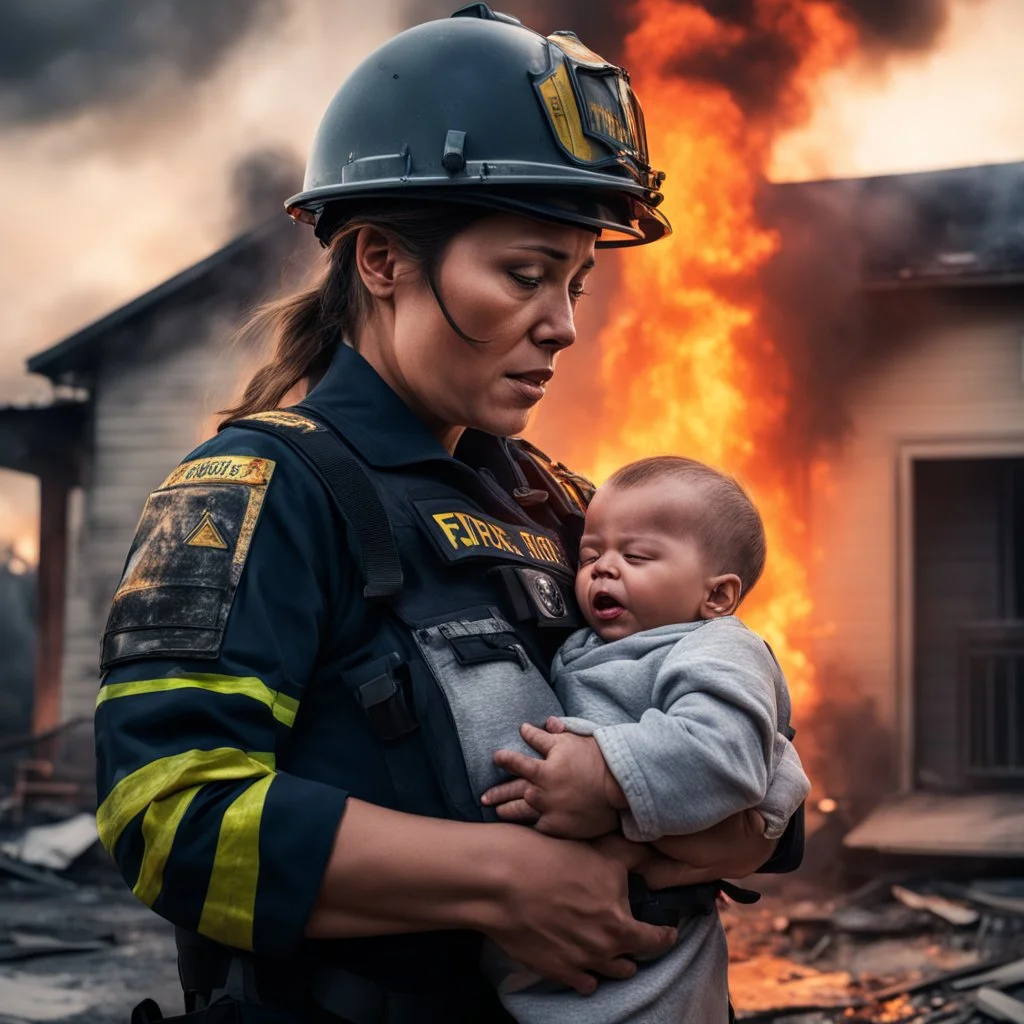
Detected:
[486,721,623,839]
[483,830,677,995]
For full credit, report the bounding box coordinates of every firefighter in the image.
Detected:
[95,6,803,1022]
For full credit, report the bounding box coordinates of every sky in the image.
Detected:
[1,0,1024,550]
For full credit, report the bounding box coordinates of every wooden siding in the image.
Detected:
[808,294,1024,788]
[59,314,265,724]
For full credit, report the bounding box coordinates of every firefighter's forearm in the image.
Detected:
[306,798,514,938]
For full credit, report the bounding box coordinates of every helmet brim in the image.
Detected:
[290,182,671,248]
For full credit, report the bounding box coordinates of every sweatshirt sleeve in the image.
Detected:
[94,428,351,958]
[756,735,811,839]
[593,619,781,841]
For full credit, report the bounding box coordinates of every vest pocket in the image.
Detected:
[413,614,565,817]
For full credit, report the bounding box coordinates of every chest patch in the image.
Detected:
[412,498,572,573]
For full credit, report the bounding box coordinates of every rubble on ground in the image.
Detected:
[1,806,1023,1023]
[0,811,179,1024]
[725,876,1024,1022]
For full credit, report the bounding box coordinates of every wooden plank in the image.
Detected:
[843,792,1024,856]
[33,471,70,750]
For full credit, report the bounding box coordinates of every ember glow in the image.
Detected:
[556,1,862,713]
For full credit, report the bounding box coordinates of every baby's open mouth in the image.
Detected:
[593,593,625,620]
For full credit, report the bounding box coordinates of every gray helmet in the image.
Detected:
[286,3,670,248]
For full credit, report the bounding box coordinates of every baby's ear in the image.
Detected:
[703,574,742,618]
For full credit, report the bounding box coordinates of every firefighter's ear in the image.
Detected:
[702,574,741,618]
[355,226,403,299]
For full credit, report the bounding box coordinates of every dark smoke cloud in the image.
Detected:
[0,0,284,125]
[404,1,974,83]
[757,160,1024,449]
[677,0,973,123]
[230,146,305,229]
[401,1,636,62]
[839,0,958,53]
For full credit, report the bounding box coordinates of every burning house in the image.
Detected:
[0,217,313,773]
[0,158,1021,859]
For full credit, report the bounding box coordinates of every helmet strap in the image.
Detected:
[426,270,493,347]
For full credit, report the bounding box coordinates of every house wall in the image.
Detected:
[58,228,314,751]
[809,290,1024,791]
[60,313,254,730]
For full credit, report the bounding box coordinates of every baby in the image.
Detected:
[483,456,811,1024]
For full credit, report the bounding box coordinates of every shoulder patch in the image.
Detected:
[101,456,276,670]
[161,455,274,488]
[241,410,322,433]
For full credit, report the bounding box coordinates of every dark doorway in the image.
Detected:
[913,458,1024,791]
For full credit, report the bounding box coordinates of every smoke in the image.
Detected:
[403,1,973,81]
[668,0,975,126]
[0,0,285,125]
[838,0,960,54]
[231,146,306,229]
[400,1,635,61]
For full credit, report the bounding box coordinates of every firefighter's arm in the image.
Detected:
[95,432,350,958]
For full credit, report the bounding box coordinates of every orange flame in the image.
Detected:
[537,1,859,713]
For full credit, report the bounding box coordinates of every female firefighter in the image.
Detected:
[94,6,802,1023]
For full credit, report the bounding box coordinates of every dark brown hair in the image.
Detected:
[605,456,767,600]
[219,201,489,425]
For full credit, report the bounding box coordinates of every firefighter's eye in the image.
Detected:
[510,271,542,289]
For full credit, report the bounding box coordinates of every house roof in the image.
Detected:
[771,160,1024,289]
[0,400,89,478]
[26,159,1024,381]
[27,216,301,382]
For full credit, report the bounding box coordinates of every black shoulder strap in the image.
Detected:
[510,437,596,512]
[230,408,404,601]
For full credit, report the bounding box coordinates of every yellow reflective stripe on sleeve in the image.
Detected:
[96,674,299,728]
[198,774,275,952]
[96,747,275,857]
[133,785,202,907]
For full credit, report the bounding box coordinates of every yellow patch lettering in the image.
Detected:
[519,532,541,561]
[473,517,499,550]
[432,513,464,550]
[492,524,524,557]
[161,456,273,490]
[454,513,481,548]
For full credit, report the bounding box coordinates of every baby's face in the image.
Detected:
[576,480,713,642]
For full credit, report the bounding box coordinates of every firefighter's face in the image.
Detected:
[356,213,596,449]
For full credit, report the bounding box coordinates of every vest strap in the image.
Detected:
[233,410,404,601]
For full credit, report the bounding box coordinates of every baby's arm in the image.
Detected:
[587,620,788,842]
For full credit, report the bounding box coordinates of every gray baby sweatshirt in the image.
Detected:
[553,616,809,841]
[497,617,809,1024]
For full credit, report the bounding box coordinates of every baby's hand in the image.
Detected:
[485,720,624,839]
[480,776,539,824]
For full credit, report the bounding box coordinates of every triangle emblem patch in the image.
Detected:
[185,510,229,551]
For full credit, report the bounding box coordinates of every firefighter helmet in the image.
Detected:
[286,3,670,247]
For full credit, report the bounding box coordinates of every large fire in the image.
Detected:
[536,1,860,715]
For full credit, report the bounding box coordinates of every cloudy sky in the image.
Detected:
[2,0,1023,547]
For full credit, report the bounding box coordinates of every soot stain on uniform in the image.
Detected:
[103,457,276,666]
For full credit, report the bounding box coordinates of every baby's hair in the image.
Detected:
[604,456,766,601]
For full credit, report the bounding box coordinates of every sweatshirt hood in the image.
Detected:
[554,619,715,675]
